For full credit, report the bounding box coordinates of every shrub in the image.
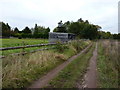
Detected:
[55,41,68,53]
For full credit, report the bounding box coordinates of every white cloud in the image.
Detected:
[0,0,119,33]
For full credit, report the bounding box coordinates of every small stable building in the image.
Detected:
[49,32,75,43]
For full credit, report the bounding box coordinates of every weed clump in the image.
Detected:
[55,41,68,53]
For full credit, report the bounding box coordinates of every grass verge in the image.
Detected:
[45,42,95,88]
[97,40,118,88]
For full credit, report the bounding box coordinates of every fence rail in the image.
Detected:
[0,43,57,51]
[0,42,69,59]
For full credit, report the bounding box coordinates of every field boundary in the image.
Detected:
[0,47,56,58]
[0,43,58,51]
[0,42,67,58]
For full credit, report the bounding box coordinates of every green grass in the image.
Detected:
[2,40,91,88]
[97,40,118,88]
[1,38,48,55]
[46,42,95,88]
[1,38,48,48]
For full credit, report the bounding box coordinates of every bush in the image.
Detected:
[70,40,82,52]
[55,41,68,53]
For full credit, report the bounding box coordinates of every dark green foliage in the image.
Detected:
[22,26,31,34]
[78,18,84,23]
[14,27,19,33]
[33,24,50,38]
[55,41,68,52]
[11,27,21,38]
[113,33,120,39]
[98,31,113,39]
[1,22,11,38]
[55,27,67,33]
[81,24,98,40]
[53,18,101,40]
[68,22,81,35]
[1,22,50,39]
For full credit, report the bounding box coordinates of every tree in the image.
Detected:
[68,22,81,36]
[45,27,50,38]
[1,22,11,38]
[33,24,50,38]
[106,32,112,39]
[81,24,98,40]
[64,21,71,32]
[11,27,20,37]
[33,24,39,38]
[22,26,31,34]
[112,33,120,39]
[78,18,84,23]
[14,27,19,33]
[85,20,89,24]
[6,23,11,30]
[53,21,67,33]
[95,25,102,30]
[21,26,32,38]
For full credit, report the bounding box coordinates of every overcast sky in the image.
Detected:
[0,0,119,33]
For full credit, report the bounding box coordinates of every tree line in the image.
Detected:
[0,22,50,39]
[53,18,120,40]
[0,18,120,39]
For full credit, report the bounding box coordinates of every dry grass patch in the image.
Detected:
[2,50,65,88]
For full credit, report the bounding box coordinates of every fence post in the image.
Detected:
[22,41,25,55]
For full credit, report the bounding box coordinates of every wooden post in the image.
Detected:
[22,41,25,55]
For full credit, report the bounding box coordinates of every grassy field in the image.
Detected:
[45,42,95,88]
[1,38,48,55]
[2,40,91,88]
[1,38,48,48]
[97,40,119,88]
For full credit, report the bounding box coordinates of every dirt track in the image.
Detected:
[77,43,98,88]
[28,44,92,88]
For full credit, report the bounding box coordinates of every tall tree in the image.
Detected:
[22,26,31,34]
[1,22,11,37]
[53,21,67,33]
[14,27,19,33]
[78,18,84,23]
[33,24,39,38]
[33,24,50,38]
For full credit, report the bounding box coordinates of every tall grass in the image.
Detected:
[2,51,65,88]
[2,40,91,88]
[97,40,119,88]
